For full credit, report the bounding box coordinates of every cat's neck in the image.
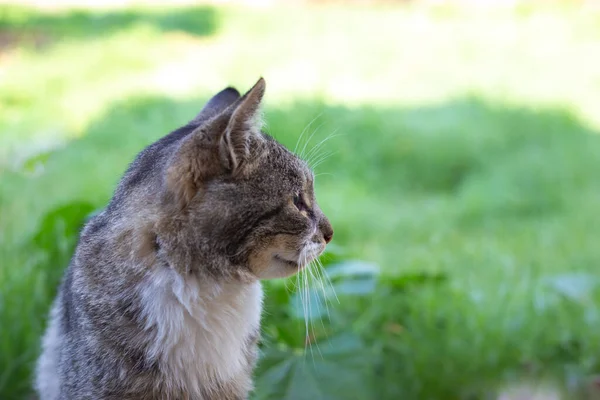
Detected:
[138,266,263,396]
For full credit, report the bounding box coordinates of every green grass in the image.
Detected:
[2,2,600,399]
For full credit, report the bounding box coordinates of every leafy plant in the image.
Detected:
[256,254,380,400]
[254,333,374,400]
[255,249,452,399]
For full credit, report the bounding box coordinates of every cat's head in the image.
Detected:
[138,78,333,280]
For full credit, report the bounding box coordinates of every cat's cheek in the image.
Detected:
[254,260,300,280]
[249,253,301,280]
[247,235,302,280]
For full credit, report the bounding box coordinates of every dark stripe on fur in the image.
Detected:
[226,205,284,259]
[60,267,76,333]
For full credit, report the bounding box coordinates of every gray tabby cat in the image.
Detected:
[34,78,333,400]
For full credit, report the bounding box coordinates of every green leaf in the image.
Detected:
[325,260,379,297]
[253,334,374,400]
[332,279,377,296]
[287,260,380,321]
[290,287,329,321]
[325,260,380,280]
[544,273,599,303]
[263,280,294,308]
[32,201,96,252]
[21,150,52,175]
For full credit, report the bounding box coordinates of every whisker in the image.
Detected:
[318,256,339,305]
[299,121,326,160]
[298,254,307,354]
[309,149,335,168]
[306,260,327,330]
[285,276,297,292]
[312,265,331,353]
[305,267,314,362]
[305,142,329,168]
[296,257,308,363]
[303,261,313,362]
[304,131,342,168]
[312,258,332,324]
[305,262,324,363]
[294,113,323,155]
[304,130,343,165]
[310,151,338,171]
[314,257,335,348]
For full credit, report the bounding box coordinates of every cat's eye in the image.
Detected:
[293,193,305,211]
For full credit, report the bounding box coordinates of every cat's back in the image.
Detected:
[34,251,157,399]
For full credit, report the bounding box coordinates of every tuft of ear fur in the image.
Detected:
[166,78,266,207]
[219,78,266,173]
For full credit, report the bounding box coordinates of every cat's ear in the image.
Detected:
[218,77,266,173]
[191,87,241,123]
[165,78,266,206]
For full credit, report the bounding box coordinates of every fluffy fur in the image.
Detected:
[34,78,333,400]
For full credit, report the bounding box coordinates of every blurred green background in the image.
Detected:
[1,0,600,399]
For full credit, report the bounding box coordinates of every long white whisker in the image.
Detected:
[318,256,339,304]
[314,172,334,179]
[304,132,342,168]
[306,260,327,329]
[296,256,308,363]
[304,259,314,362]
[285,276,297,292]
[304,130,343,165]
[305,261,323,363]
[299,254,308,357]
[314,257,335,348]
[299,121,326,160]
[311,151,338,171]
[309,150,335,168]
[312,258,332,324]
[294,113,322,155]
[306,142,329,168]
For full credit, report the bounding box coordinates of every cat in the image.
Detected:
[34,78,333,400]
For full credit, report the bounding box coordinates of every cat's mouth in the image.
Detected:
[274,255,301,269]
[274,244,324,270]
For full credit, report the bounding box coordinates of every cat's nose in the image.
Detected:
[320,218,333,244]
[323,230,333,244]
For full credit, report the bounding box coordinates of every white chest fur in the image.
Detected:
[139,268,263,396]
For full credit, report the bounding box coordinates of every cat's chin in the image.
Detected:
[274,255,302,269]
[254,243,326,280]
[253,255,305,280]
[271,250,319,273]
